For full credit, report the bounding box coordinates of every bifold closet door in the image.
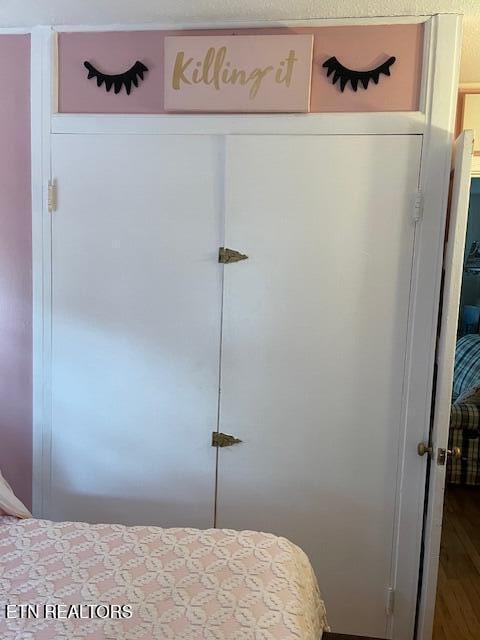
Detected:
[49,134,223,527]
[217,135,422,637]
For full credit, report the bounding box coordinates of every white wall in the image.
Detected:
[461,16,480,82]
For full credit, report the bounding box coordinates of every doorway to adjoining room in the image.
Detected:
[433,177,480,640]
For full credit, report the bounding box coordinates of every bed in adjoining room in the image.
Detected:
[0,470,328,639]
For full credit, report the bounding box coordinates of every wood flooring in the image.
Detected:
[324,635,383,639]
[433,485,480,640]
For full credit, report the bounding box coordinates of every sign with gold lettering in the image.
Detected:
[164,35,313,112]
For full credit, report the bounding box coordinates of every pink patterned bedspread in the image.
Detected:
[0,516,328,639]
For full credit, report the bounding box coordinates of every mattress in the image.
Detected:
[0,516,328,639]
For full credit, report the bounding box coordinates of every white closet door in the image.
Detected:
[50,134,223,528]
[217,135,422,637]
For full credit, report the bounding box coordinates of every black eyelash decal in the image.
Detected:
[83,61,149,95]
[322,56,396,92]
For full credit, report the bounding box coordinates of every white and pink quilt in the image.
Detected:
[0,515,328,639]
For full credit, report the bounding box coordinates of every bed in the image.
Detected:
[0,476,328,639]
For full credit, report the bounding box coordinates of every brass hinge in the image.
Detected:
[211,432,242,447]
[48,180,57,213]
[218,247,248,264]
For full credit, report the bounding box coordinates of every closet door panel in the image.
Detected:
[217,135,422,637]
[50,134,222,528]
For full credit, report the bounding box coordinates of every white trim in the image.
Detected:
[0,28,32,34]
[52,15,431,33]
[31,26,54,518]
[388,15,439,627]
[418,18,432,115]
[51,113,426,136]
[399,14,463,640]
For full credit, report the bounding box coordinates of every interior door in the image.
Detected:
[49,134,223,528]
[416,131,474,640]
[216,134,423,637]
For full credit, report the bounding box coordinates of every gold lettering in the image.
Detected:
[275,61,285,84]
[172,51,193,89]
[171,45,298,97]
[213,47,227,90]
[202,47,216,85]
[223,68,248,86]
[248,66,273,99]
[192,62,202,84]
[275,50,297,86]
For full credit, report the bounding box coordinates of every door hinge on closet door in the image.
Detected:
[218,247,248,264]
[386,587,395,616]
[413,189,424,223]
[211,432,242,447]
[48,180,57,213]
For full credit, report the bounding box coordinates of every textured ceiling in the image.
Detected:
[0,1,479,81]
[0,0,479,28]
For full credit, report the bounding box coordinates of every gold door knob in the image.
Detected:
[437,447,462,465]
[448,446,461,459]
[417,442,433,457]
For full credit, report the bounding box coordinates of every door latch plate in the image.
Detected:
[437,447,461,466]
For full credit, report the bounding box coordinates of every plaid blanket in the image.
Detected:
[452,334,480,401]
[447,335,480,485]
[448,403,480,485]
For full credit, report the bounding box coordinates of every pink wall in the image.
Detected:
[58,24,423,113]
[0,35,32,508]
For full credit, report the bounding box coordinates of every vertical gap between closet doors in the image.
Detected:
[213,134,228,528]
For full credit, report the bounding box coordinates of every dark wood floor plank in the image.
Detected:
[433,486,480,640]
[323,634,384,639]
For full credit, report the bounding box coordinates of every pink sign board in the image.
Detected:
[57,25,423,114]
[164,35,313,112]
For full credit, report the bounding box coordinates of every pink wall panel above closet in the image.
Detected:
[58,24,423,113]
[0,34,32,508]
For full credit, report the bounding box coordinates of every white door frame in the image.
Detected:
[416,132,474,640]
[30,14,462,640]
[31,25,55,517]
[390,14,463,640]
